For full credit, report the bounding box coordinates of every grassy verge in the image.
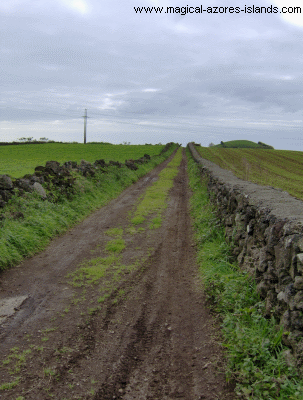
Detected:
[0,145,178,271]
[187,148,303,399]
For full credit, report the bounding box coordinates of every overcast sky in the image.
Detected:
[1,0,303,148]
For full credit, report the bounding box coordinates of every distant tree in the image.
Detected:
[18,137,33,143]
[39,137,49,142]
[122,141,131,145]
[208,142,215,147]
[257,141,274,149]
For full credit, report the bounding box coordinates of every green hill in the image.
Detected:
[215,140,274,149]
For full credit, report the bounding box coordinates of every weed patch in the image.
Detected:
[105,239,126,254]
[187,148,303,399]
[105,227,123,238]
[149,216,162,229]
[2,347,31,374]
[126,226,137,235]
[0,377,20,391]
[98,294,110,303]
[131,215,146,226]
[68,255,121,287]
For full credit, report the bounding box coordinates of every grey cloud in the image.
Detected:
[1,0,303,149]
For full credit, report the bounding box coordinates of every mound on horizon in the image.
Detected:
[214,140,274,149]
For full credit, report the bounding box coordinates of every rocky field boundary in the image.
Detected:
[0,143,175,210]
[188,142,303,367]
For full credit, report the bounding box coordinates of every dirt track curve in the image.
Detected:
[0,150,235,400]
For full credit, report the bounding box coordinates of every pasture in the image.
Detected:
[197,146,303,200]
[0,143,164,178]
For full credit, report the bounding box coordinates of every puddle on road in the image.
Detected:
[0,295,28,324]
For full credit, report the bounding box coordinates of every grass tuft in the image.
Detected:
[105,239,126,254]
[0,377,20,391]
[105,227,123,238]
[68,255,121,286]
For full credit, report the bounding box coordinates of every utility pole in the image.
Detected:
[82,109,88,144]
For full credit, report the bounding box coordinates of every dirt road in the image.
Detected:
[0,150,235,399]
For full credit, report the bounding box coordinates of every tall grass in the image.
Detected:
[187,148,303,399]
[0,145,177,271]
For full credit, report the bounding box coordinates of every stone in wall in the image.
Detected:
[0,175,14,208]
[0,175,13,190]
[32,182,47,199]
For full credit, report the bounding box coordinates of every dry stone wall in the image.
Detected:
[188,142,303,363]
[0,143,177,211]
[0,153,157,210]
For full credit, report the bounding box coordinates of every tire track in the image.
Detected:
[0,150,235,400]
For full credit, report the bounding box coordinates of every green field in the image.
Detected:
[0,143,164,178]
[197,146,303,199]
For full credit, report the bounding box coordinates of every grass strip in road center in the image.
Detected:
[131,147,183,228]
[68,148,183,290]
[186,148,303,400]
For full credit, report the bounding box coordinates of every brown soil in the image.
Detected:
[0,150,235,400]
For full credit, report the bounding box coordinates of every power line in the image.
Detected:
[0,105,207,132]
[0,106,81,119]
[1,105,197,122]
[0,106,121,120]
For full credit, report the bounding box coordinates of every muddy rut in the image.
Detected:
[0,150,235,399]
